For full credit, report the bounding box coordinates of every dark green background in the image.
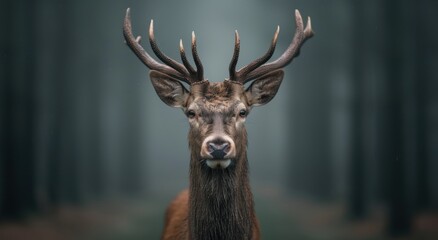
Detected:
[1,0,437,239]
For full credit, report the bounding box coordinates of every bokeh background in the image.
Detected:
[1,0,437,239]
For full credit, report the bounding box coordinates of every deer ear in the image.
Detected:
[245,69,284,107]
[149,70,190,108]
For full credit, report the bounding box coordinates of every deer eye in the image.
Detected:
[239,109,247,118]
[187,110,196,119]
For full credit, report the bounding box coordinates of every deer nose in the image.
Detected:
[207,139,230,159]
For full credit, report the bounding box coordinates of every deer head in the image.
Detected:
[123,8,313,170]
[124,8,313,239]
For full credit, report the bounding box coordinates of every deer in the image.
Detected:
[123,8,313,240]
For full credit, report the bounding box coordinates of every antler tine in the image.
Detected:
[179,39,197,75]
[148,20,190,77]
[191,31,204,81]
[123,8,187,82]
[304,16,313,38]
[245,10,314,81]
[233,25,280,83]
[228,30,240,81]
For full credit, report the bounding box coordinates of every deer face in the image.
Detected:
[150,70,284,169]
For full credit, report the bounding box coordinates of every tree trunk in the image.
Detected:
[0,0,38,218]
[383,0,413,235]
[348,0,366,219]
[414,0,430,210]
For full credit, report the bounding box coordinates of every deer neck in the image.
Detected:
[188,152,255,240]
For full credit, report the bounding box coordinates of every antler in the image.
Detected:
[229,10,313,84]
[123,8,204,84]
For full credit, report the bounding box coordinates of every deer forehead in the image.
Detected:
[203,81,241,98]
[189,82,246,112]
[189,98,244,115]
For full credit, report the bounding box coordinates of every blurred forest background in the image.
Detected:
[1,0,437,239]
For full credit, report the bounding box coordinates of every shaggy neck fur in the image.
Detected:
[188,130,255,240]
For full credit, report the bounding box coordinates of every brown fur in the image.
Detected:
[161,190,189,240]
[160,82,260,240]
[151,71,284,239]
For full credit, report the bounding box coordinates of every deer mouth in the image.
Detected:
[205,159,232,169]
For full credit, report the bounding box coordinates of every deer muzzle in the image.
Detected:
[201,135,236,169]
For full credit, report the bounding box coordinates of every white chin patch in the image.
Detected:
[206,159,231,169]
